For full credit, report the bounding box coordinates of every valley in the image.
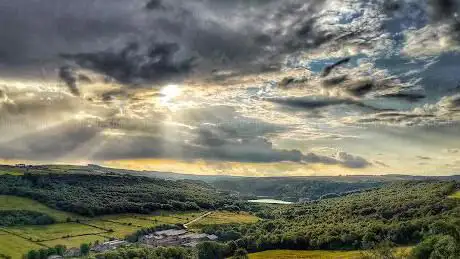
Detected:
[0,165,458,259]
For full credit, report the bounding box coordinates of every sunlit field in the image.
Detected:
[188,211,260,228]
[448,191,460,199]
[41,234,107,248]
[0,195,80,222]
[248,250,362,259]
[0,233,45,259]
[4,223,104,241]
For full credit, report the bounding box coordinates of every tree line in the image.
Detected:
[0,174,242,216]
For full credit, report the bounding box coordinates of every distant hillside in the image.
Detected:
[211,177,385,201]
[0,173,239,216]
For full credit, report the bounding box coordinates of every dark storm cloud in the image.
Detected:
[321,57,351,77]
[0,0,348,83]
[58,66,80,96]
[265,97,394,112]
[427,0,460,21]
[145,0,165,10]
[63,42,196,84]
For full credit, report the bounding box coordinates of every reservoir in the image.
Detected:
[248,199,293,204]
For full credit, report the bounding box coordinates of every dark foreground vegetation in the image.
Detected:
[205,181,460,257]
[0,210,55,226]
[212,177,384,201]
[0,174,239,216]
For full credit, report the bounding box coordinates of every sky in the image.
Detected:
[0,0,459,176]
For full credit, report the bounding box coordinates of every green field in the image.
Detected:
[83,220,140,239]
[0,170,23,176]
[100,214,159,228]
[188,211,260,228]
[4,223,104,241]
[42,234,107,248]
[142,211,204,224]
[0,195,79,222]
[448,191,460,199]
[0,233,45,259]
[248,250,362,259]
[248,247,413,259]
[0,198,255,257]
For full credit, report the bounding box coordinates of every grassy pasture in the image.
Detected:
[0,170,23,176]
[99,215,159,228]
[188,211,260,228]
[42,234,107,248]
[448,191,460,199]
[82,220,139,239]
[248,250,362,259]
[0,195,79,222]
[4,223,104,241]
[142,211,204,224]
[0,233,44,259]
[249,247,413,259]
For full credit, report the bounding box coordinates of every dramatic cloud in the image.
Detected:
[58,66,80,96]
[265,96,393,112]
[0,0,460,176]
[63,42,196,84]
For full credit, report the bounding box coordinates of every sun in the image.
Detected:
[161,84,181,99]
[159,84,181,106]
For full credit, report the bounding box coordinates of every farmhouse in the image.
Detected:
[92,240,128,252]
[64,248,80,257]
[140,229,218,247]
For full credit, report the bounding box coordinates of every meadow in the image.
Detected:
[0,194,250,258]
[0,195,80,223]
[0,233,45,259]
[4,223,105,241]
[248,250,363,259]
[41,235,107,248]
[0,170,23,176]
[448,190,460,199]
[188,211,260,228]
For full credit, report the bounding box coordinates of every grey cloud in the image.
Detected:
[63,42,196,84]
[427,0,460,21]
[145,0,165,10]
[265,96,394,112]
[321,57,351,77]
[0,122,101,161]
[58,66,80,96]
[417,156,432,160]
[0,0,400,83]
[0,101,371,168]
[336,152,371,168]
[377,92,426,102]
[352,93,460,126]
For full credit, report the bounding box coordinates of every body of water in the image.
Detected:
[248,199,293,204]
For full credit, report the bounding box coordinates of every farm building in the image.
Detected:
[92,240,128,252]
[140,229,218,247]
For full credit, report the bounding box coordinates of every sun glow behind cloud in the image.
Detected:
[159,84,182,108]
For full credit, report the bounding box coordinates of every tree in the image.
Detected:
[54,245,66,256]
[197,241,227,259]
[411,234,460,259]
[80,243,90,256]
[38,249,48,259]
[27,250,39,259]
[46,248,57,256]
[233,248,249,259]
